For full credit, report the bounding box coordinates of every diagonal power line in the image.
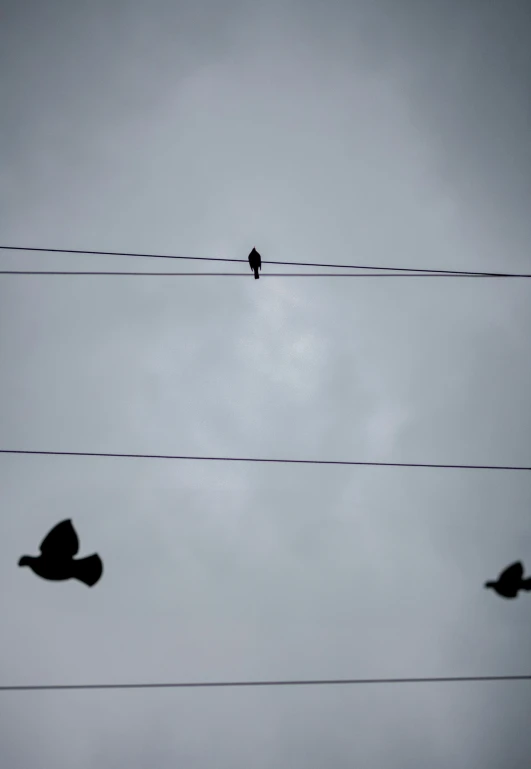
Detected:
[1,245,529,277]
[0,449,529,471]
[1,674,530,693]
[0,270,527,278]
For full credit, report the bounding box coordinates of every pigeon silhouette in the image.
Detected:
[485,561,531,599]
[248,247,261,279]
[18,519,103,587]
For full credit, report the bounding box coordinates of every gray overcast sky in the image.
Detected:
[1,1,530,767]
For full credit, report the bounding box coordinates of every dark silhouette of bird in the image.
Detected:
[248,247,261,279]
[485,561,531,599]
[18,519,103,587]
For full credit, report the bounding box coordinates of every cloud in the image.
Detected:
[1,1,530,767]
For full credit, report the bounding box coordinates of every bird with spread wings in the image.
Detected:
[485,561,531,599]
[19,519,103,587]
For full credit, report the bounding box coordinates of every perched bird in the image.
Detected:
[485,561,531,599]
[248,247,261,279]
[18,519,103,587]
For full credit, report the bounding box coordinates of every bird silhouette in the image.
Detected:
[248,247,261,279]
[18,519,103,587]
[485,561,531,599]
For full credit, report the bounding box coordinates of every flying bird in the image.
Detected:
[248,247,261,279]
[18,519,103,587]
[484,561,531,599]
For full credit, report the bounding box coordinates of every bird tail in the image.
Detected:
[521,577,531,591]
[253,266,259,279]
[72,554,103,587]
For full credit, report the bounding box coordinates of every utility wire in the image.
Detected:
[0,449,528,471]
[1,245,529,277]
[1,674,530,693]
[0,270,525,278]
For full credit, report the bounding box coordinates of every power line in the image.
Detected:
[1,674,529,693]
[0,270,526,278]
[0,449,528,471]
[1,245,528,277]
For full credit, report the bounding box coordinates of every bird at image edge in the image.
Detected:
[485,561,531,599]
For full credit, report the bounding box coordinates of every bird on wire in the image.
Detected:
[248,247,262,279]
[485,561,531,599]
[18,519,103,587]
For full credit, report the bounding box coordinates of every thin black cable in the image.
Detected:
[1,245,528,277]
[0,270,525,278]
[1,674,530,692]
[0,449,528,471]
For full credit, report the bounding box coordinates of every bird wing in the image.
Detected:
[39,519,79,558]
[498,561,524,582]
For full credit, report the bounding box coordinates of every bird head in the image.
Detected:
[484,581,495,589]
[18,556,31,567]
